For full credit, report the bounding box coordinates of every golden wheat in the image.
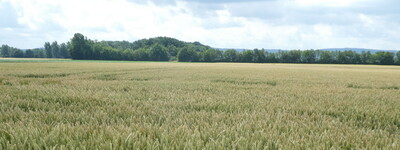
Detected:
[0,60,399,149]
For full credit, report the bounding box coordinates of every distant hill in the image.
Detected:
[216,48,282,53]
[217,48,399,53]
[319,48,398,53]
[101,37,212,52]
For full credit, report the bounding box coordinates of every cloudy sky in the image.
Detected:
[0,0,399,50]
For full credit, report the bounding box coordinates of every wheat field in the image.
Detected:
[0,60,399,149]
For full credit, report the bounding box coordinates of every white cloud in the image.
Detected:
[294,0,362,7]
[0,0,399,50]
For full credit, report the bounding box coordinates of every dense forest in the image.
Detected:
[1,33,400,65]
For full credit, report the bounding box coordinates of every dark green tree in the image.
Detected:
[60,43,70,58]
[338,51,358,64]
[302,50,316,63]
[133,48,149,61]
[51,41,60,58]
[149,44,169,61]
[1,45,10,57]
[360,51,373,64]
[70,33,93,59]
[167,45,179,57]
[278,51,290,63]
[177,47,199,62]
[12,49,24,57]
[265,52,277,63]
[288,50,302,63]
[33,49,46,58]
[44,42,52,58]
[241,50,254,62]
[223,49,238,62]
[122,49,135,60]
[374,52,394,65]
[253,49,266,63]
[396,51,400,65]
[25,49,34,58]
[319,51,333,64]
[202,49,223,62]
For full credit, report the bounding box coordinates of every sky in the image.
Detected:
[0,0,399,50]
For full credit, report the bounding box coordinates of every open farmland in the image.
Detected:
[0,60,399,149]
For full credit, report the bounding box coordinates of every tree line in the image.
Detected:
[1,33,400,65]
[0,41,71,58]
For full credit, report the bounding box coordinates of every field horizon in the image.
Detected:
[1,57,400,66]
[0,59,399,149]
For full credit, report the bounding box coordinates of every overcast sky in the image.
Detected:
[1,0,399,50]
